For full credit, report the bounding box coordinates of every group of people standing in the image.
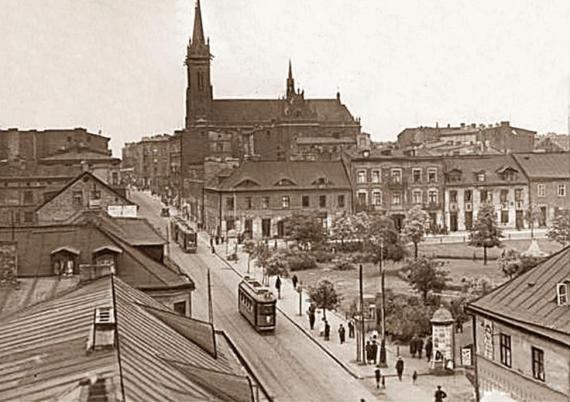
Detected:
[409,334,433,361]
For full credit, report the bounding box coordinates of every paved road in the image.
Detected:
[131,191,379,402]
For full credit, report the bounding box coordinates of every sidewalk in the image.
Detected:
[203,234,439,402]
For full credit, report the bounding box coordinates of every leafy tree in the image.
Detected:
[265,252,289,278]
[469,203,503,265]
[404,257,449,302]
[498,248,545,279]
[384,292,436,341]
[547,211,570,245]
[362,213,406,263]
[242,239,256,273]
[284,214,325,248]
[330,213,361,247]
[402,205,430,259]
[308,279,339,319]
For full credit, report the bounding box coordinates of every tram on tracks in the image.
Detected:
[238,276,277,332]
[170,216,198,253]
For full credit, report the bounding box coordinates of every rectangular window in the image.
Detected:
[449,190,458,203]
[319,195,326,208]
[412,169,421,184]
[302,195,310,207]
[91,190,101,200]
[282,196,290,209]
[357,192,367,206]
[500,189,508,203]
[477,173,486,182]
[23,191,33,204]
[392,192,401,206]
[428,190,437,204]
[499,333,512,367]
[391,169,402,184]
[413,190,422,204]
[480,190,488,203]
[24,211,34,223]
[337,195,345,208]
[173,301,187,316]
[245,197,252,210]
[261,197,269,209]
[372,191,382,206]
[464,190,472,202]
[514,189,523,201]
[226,197,234,210]
[558,184,566,197]
[371,170,380,184]
[537,184,545,197]
[531,347,545,382]
[72,191,83,207]
[357,170,366,184]
[428,168,437,183]
[501,210,509,223]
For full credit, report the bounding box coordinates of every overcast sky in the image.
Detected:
[1,0,569,156]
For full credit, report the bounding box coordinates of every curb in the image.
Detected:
[204,238,364,381]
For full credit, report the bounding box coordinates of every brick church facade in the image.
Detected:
[181,0,362,222]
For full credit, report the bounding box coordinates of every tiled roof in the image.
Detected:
[0,276,253,402]
[212,98,355,123]
[467,247,570,346]
[513,152,570,179]
[210,160,351,191]
[443,155,527,186]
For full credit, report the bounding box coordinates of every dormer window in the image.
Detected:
[92,246,122,274]
[557,283,568,306]
[51,247,80,276]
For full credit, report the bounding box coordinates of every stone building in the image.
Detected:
[181,1,362,221]
[443,155,529,232]
[204,161,352,239]
[36,171,136,224]
[350,149,445,231]
[466,247,570,402]
[513,152,570,227]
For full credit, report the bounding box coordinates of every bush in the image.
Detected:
[286,250,317,271]
[312,249,334,263]
[349,252,375,264]
[333,257,355,271]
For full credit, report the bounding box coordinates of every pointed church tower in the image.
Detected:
[286,60,295,99]
[186,0,213,128]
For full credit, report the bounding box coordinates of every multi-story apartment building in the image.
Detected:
[513,152,570,227]
[204,161,352,239]
[466,247,570,402]
[350,150,445,231]
[443,155,529,232]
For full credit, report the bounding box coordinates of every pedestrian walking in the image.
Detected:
[395,356,404,381]
[371,340,378,364]
[417,337,424,359]
[374,365,381,389]
[348,319,355,338]
[338,324,346,344]
[324,320,330,341]
[412,370,418,385]
[410,334,417,358]
[308,310,316,330]
[425,337,433,362]
[320,318,326,337]
[275,276,282,299]
[434,385,447,402]
[365,341,373,364]
[292,274,298,289]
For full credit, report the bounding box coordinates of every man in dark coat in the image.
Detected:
[410,335,418,358]
[395,356,404,381]
[292,274,298,289]
[308,310,316,330]
[365,341,373,364]
[425,337,433,362]
[338,324,346,344]
[324,320,330,341]
[371,340,378,364]
[275,276,282,299]
[348,320,355,338]
[374,365,381,389]
[417,337,424,359]
[434,385,447,402]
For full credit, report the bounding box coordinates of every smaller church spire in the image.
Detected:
[288,59,293,80]
[192,0,205,45]
[286,59,295,99]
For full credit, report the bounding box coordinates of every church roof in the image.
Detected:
[211,98,356,124]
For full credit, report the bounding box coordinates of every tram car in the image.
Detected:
[238,277,277,332]
[170,217,198,253]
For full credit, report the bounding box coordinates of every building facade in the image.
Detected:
[466,248,570,402]
[204,161,352,239]
[513,152,570,227]
[443,155,529,232]
[350,150,445,231]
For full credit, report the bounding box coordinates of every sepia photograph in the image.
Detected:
[0,1,569,401]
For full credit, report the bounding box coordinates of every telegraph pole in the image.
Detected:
[379,237,387,366]
[359,264,366,365]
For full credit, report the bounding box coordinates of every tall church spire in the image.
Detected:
[192,0,205,46]
[286,59,295,99]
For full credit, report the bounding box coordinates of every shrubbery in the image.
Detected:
[312,249,334,263]
[286,250,318,271]
[333,257,355,271]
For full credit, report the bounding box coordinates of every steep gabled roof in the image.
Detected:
[467,246,570,346]
[0,276,253,402]
[443,155,527,186]
[35,171,134,212]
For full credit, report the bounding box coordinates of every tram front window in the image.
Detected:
[259,304,274,315]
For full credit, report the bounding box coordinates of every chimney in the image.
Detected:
[87,306,116,353]
[500,121,510,127]
[460,123,466,128]
[471,123,476,128]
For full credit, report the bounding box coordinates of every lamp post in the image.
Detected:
[379,236,387,367]
[297,284,303,316]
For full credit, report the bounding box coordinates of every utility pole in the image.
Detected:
[379,237,387,366]
[359,264,366,365]
[165,224,170,257]
[207,268,214,325]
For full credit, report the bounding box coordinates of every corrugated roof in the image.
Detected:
[443,155,527,186]
[211,160,351,191]
[513,152,570,179]
[467,247,570,346]
[0,276,253,402]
